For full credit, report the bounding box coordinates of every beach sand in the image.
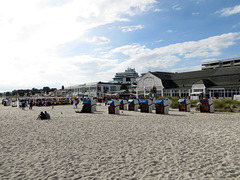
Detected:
[1,103,240,179]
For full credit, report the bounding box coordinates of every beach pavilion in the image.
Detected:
[136,57,240,99]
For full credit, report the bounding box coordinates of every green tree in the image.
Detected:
[32,88,40,95]
[11,90,17,96]
[43,86,51,93]
[5,92,11,96]
[120,84,128,90]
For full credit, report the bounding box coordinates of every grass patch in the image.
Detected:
[156,97,240,112]
[213,99,240,112]
[166,97,179,109]
[161,97,240,112]
[190,100,199,107]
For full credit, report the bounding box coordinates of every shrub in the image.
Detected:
[190,100,199,107]
[167,96,179,109]
[213,99,240,112]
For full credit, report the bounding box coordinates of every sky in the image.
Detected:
[1,0,240,92]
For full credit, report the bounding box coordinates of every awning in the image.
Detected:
[128,99,134,103]
[200,99,209,103]
[83,100,91,104]
[107,100,114,105]
[139,99,148,104]
[155,99,164,105]
[190,92,203,95]
[178,99,186,103]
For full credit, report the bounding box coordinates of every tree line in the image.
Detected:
[0,86,65,97]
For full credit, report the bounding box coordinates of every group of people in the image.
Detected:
[13,100,34,110]
[37,111,51,120]
[20,100,33,110]
[73,98,79,109]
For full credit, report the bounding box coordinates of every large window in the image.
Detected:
[110,86,116,91]
[163,90,171,97]
[172,90,179,97]
[80,87,86,93]
[156,90,161,97]
[103,86,109,93]
[194,89,203,92]
[90,87,96,92]
[181,90,189,98]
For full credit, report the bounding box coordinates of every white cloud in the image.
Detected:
[194,0,204,5]
[87,36,110,45]
[192,12,200,15]
[171,65,201,73]
[232,22,240,28]
[201,58,218,63]
[121,25,144,32]
[108,32,240,74]
[167,30,173,33]
[172,4,182,11]
[154,8,164,12]
[216,4,240,16]
[0,0,156,91]
[155,40,163,43]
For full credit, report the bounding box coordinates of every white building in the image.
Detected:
[136,58,240,99]
[113,68,139,84]
[65,81,122,98]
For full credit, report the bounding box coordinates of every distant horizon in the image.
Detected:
[1,0,240,92]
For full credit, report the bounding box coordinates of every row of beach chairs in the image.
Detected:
[108,98,214,115]
[78,98,214,115]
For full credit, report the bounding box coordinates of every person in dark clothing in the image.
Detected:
[37,111,51,120]
[40,112,47,119]
[21,101,26,110]
[29,101,33,110]
[75,99,79,108]
[37,112,47,120]
[45,111,51,119]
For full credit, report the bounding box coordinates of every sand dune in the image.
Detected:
[1,103,240,179]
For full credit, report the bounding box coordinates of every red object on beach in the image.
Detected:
[179,103,187,111]
[156,104,164,114]
[200,102,210,113]
[120,103,124,110]
[108,105,115,114]
[128,103,134,111]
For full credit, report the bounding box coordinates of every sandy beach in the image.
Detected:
[1,103,240,179]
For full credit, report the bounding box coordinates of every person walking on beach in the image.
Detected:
[21,101,26,110]
[73,99,76,109]
[75,99,79,108]
[29,101,33,110]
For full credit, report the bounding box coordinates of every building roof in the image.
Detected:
[202,57,240,66]
[150,66,240,89]
[201,57,240,70]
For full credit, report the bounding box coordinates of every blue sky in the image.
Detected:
[0,0,240,92]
